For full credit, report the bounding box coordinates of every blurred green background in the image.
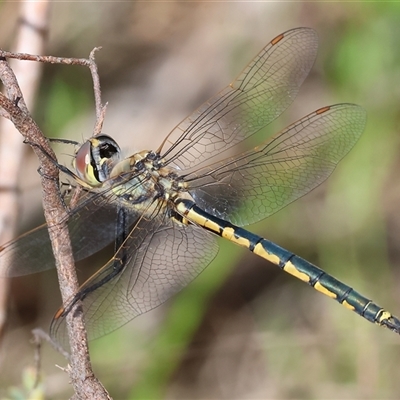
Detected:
[1,2,400,399]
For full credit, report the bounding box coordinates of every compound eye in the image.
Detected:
[91,135,121,183]
[96,135,121,161]
[74,140,101,186]
[74,135,122,186]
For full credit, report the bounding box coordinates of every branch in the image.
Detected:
[0,51,110,399]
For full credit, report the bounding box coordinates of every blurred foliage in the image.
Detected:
[36,69,93,138]
[3,368,44,400]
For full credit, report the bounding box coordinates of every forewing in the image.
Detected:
[185,104,366,226]
[50,214,218,346]
[160,27,318,170]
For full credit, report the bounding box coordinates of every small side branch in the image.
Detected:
[0,47,106,134]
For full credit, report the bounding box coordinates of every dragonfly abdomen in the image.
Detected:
[175,198,400,334]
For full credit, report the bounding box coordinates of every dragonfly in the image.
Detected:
[1,27,400,349]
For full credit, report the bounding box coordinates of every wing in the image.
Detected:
[50,213,218,347]
[0,189,139,277]
[159,27,318,171]
[184,104,366,226]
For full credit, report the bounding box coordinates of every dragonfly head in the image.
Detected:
[73,135,121,187]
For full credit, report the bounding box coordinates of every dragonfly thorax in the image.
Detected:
[102,148,186,213]
[73,136,185,214]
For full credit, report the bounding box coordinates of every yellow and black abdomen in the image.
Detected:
[175,198,400,334]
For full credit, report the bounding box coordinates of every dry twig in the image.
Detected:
[0,44,111,400]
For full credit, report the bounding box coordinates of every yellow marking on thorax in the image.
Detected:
[110,157,135,178]
[221,227,251,248]
[253,242,281,265]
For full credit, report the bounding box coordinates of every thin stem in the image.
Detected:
[0,46,107,136]
[0,45,110,399]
